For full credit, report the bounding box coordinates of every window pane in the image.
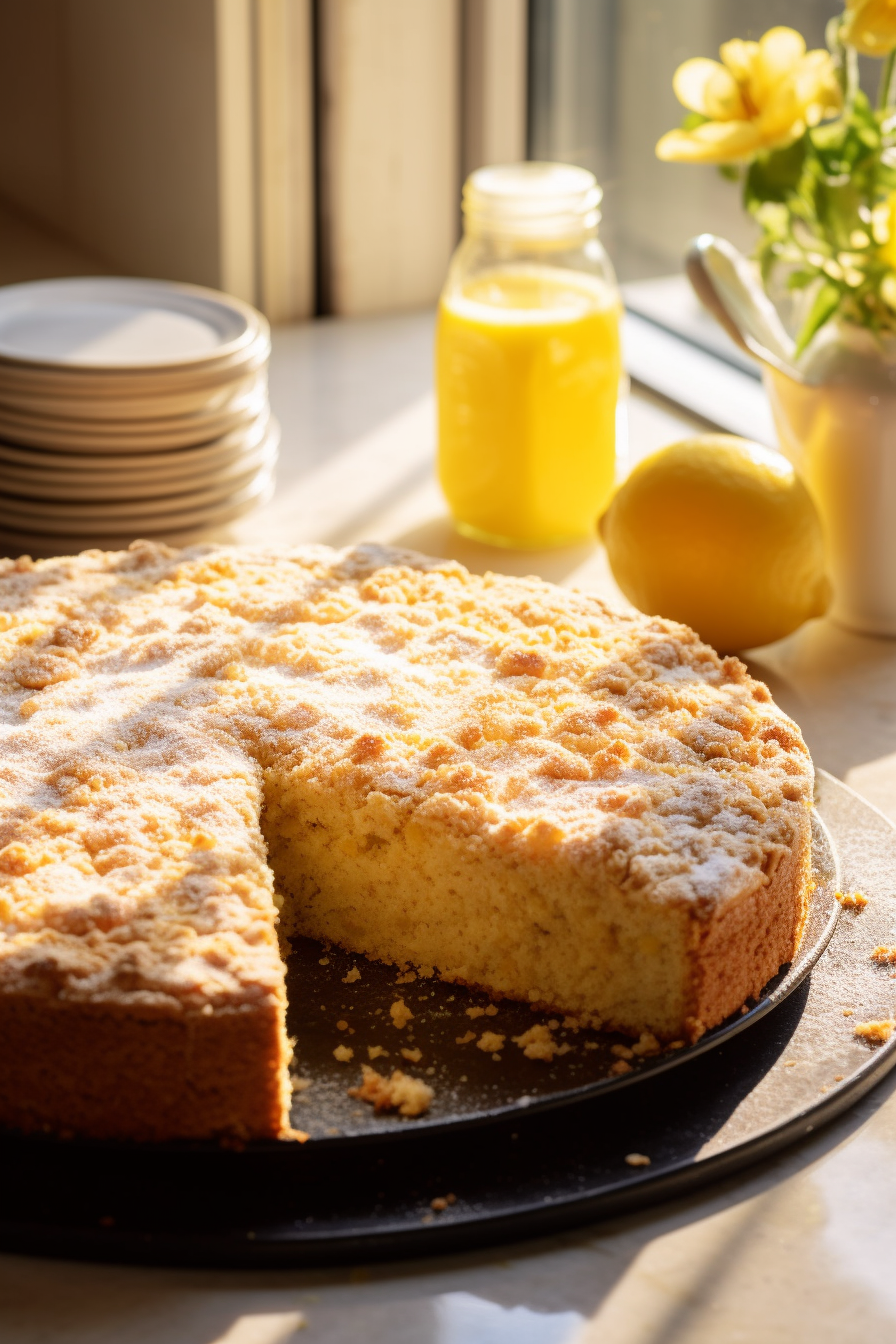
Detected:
[529,0,847,283]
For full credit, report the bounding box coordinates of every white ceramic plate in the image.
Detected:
[0,336,270,403]
[0,432,279,503]
[0,464,274,534]
[0,385,269,453]
[0,278,265,371]
[0,369,267,427]
[0,410,274,475]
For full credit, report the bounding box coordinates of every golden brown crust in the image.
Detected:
[0,994,287,1141]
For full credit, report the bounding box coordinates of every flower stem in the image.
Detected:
[880,49,896,112]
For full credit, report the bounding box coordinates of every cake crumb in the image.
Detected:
[342,967,361,983]
[401,1047,422,1063]
[784,1060,796,1067]
[367,1045,388,1060]
[854,1018,895,1044]
[834,1074,844,1081]
[842,1008,854,1016]
[631,1032,661,1057]
[512,1023,572,1061]
[485,1004,499,1016]
[336,1019,349,1031]
[456,1031,476,1045]
[563,1016,581,1031]
[625,1152,650,1167]
[871,946,896,965]
[610,1059,633,1075]
[430,1193,456,1211]
[583,1040,599,1050]
[290,1076,312,1093]
[836,890,868,909]
[477,1031,506,1053]
[348,1065,434,1117]
[466,1006,486,1019]
[666,1040,685,1050]
[318,956,330,966]
[333,1045,354,1062]
[611,1044,634,1060]
[390,999,413,1029]
[395,970,417,984]
[547,1018,560,1029]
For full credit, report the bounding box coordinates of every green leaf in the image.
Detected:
[787,269,817,290]
[795,281,842,354]
[745,137,808,204]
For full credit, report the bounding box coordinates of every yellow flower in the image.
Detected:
[841,0,896,57]
[656,27,841,165]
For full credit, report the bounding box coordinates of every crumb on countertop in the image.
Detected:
[854,1019,895,1044]
[348,1065,434,1117]
[389,999,413,1029]
[836,890,869,909]
[512,1023,572,1061]
[625,1153,650,1167]
[290,1076,313,1093]
[871,946,896,965]
[430,1194,457,1212]
[333,1044,354,1063]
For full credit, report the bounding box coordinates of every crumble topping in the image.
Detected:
[0,540,812,1011]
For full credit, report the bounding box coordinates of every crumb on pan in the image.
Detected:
[456,1031,476,1045]
[512,1023,572,1061]
[477,1031,505,1053]
[342,968,361,984]
[625,1152,650,1167]
[333,1044,354,1062]
[430,1194,457,1211]
[348,1065,434,1117]
[389,999,413,1029]
[854,1019,895,1044]
[400,1047,422,1063]
[367,1045,388,1060]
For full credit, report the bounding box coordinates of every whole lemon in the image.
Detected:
[600,434,831,652]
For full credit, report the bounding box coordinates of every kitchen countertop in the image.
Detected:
[3,310,896,1344]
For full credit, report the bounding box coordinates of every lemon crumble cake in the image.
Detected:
[0,541,813,1141]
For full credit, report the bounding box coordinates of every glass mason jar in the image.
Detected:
[436,162,622,549]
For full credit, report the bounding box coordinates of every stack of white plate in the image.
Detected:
[0,277,277,557]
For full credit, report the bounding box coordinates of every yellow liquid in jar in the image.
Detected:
[436,265,622,548]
